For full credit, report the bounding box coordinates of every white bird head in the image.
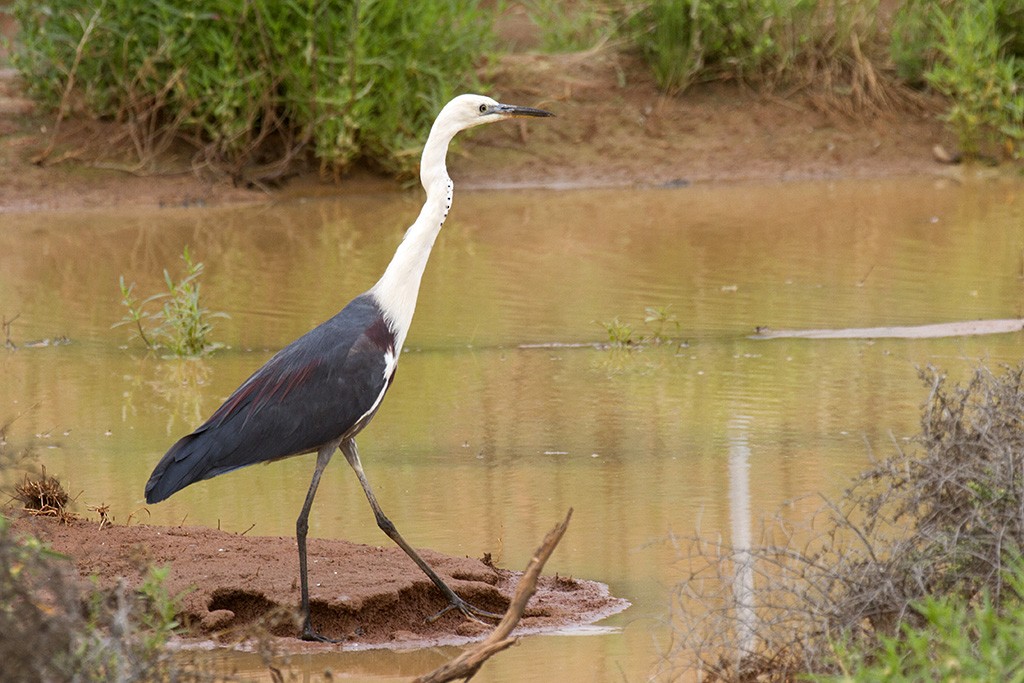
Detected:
[433,93,553,136]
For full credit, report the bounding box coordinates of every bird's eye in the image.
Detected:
[478,104,487,113]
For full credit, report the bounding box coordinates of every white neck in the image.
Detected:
[369,118,459,353]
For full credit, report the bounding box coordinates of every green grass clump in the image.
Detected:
[924,1,1024,159]
[116,246,226,358]
[626,0,777,94]
[524,0,616,52]
[820,569,1024,682]
[11,0,492,178]
[624,0,883,100]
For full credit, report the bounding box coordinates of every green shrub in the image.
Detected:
[820,568,1024,682]
[0,516,196,681]
[11,0,493,177]
[0,515,80,679]
[626,0,778,93]
[925,0,1024,159]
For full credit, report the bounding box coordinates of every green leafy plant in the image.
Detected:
[115,246,226,357]
[11,0,493,179]
[820,567,1024,682]
[926,0,1024,159]
[599,305,682,348]
[600,317,635,347]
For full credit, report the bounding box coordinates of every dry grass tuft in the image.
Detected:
[14,467,77,523]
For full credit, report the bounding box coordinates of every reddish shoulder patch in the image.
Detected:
[364,316,396,352]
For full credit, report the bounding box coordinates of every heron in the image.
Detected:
[144,94,553,642]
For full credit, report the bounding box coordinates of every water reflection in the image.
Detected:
[2,176,1024,680]
[727,415,755,657]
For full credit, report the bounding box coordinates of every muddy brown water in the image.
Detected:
[3,175,1024,680]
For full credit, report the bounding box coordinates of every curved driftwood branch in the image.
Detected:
[413,508,574,683]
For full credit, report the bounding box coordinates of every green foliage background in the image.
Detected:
[8,0,1024,171]
[11,0,491,176]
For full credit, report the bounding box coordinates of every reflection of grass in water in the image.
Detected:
[120,358,212,437]
[150,360,213,435]
[2,313,18,349]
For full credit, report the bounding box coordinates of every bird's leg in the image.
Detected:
[340,439,502,622]
[297,441,342,643]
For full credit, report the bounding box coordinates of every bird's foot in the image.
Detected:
[426,594,504,624]
[300,623,343,644]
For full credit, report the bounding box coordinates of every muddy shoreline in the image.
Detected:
[8,513,628,650]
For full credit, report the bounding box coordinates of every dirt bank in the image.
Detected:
[8,512,627,650]
[0,50,955,213]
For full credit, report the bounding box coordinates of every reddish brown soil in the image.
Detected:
[8,513,626,650]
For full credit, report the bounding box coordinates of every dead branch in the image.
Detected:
[412,508,573,683]
[33,3,104,166]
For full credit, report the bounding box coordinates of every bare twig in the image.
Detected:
[2,313,19,350]
[33,2,105,165]
[413,508,573,683]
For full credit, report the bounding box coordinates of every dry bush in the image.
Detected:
[665,363,1024,681]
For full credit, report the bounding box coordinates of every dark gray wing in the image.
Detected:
[145,294,396,503]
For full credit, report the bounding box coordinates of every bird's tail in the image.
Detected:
[144,431,223,504]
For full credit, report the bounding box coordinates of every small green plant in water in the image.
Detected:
[116,247,226,357]
[644,305,680,343]
[600,306,683,348]
[600,317,635,347]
